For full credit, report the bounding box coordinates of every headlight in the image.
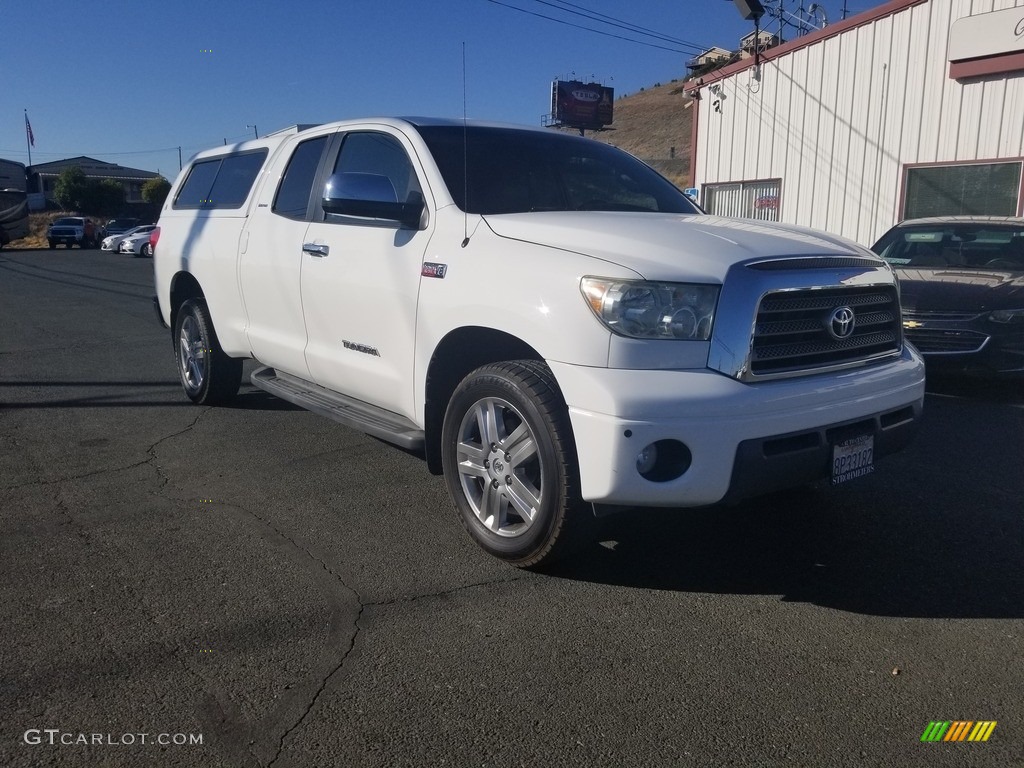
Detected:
[989,308,1024,323]
[580,277,719,340]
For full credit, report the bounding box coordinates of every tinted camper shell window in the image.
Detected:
[173,150,268,209]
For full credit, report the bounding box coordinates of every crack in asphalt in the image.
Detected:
[189,494,528,768]
[46,479,212,692]
[145,409,209,489]
[366,573,533,609]
[9,410,526,767]
[208,498,365,768]
[0,410,208,492]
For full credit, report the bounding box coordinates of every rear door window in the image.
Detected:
[273,136,329,219]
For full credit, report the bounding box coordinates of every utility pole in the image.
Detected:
[247,124,259,139]
[178,146,182,171]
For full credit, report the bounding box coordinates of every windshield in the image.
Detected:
[107,219,138,229]
[53,217,83,226]
[417,125,700,215]
[873,223,1024,270]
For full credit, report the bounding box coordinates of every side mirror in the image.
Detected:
[322,172,424,229]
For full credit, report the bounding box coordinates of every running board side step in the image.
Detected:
[250,367,424,451]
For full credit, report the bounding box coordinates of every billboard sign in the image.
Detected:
[550,80,614,130]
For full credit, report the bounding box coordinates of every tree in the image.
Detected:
[90,179,125,218]
[142,177,172,209]
[53,166,90,211]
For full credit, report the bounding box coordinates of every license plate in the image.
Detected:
[831,435,874,485]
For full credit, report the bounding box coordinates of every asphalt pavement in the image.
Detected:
[1,247,1022,767]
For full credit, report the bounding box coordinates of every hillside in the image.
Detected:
[589,80,694,188]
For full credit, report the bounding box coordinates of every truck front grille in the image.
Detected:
[751,286,901,375]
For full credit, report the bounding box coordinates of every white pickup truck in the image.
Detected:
[153,118,924,567]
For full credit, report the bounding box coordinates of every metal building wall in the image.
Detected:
[693,0,1024,246]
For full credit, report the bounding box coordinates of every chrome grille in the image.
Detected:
[903,310,982,322]
[904,328,988,354]
[750,286,901,375]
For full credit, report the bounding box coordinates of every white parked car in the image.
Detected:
[118,227,156,256]
[153,118,925,567]
[103,224,155,252]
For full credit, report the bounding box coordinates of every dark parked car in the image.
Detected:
[871,216,1024,376]
[101,218,141,239]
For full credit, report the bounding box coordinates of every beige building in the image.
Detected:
[686,0,1024,245]
[27,156,161,209]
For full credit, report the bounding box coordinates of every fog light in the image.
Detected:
[636,444,658,475]
[635,439,692,482]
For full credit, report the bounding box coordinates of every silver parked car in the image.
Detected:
[118,227,157,257]
[102,224,155,252]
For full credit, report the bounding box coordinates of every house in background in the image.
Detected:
[686,46,734,73]
[739,28,781,58]
[26,156,161,210]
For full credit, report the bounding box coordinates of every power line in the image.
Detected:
[0,132,258,163]
[534,0,712,52]
[485,0,707,55]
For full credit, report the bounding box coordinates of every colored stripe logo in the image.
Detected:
[921,721,997,742]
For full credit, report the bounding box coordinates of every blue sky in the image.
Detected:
[2,0,862,179]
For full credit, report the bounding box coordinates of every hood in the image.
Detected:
[896,267,1024,313]
[482,212,873,282]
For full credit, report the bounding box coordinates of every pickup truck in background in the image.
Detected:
[47,216,100,248]
[152,118,925,568]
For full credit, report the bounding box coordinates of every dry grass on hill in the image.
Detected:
[11,213,74,249]
[588,80,694,188]
[6,212,114,250]
[3,213,54,250]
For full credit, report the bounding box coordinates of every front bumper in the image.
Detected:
[906,320,1024,375]
[549,344,925,507]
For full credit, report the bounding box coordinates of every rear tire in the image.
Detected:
[173,299,242,405]
[441,360,589,569]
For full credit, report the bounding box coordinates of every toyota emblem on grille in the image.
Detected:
[828,306,856,339]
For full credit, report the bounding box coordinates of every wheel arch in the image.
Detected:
[423,326,545,474]
[168,271,205,336]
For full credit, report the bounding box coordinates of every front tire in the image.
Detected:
[173,299,242,405]
[441,360,588,568]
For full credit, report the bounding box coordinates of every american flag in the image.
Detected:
[25,113,35,147]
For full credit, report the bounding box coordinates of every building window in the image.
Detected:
[703,179,781,221]
[903,162,1022,219]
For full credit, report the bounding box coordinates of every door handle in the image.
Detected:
[302,243,329,257]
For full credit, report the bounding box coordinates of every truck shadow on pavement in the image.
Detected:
[224,387,305,412]
[548,383,1024,620]
[0,382,303,411]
